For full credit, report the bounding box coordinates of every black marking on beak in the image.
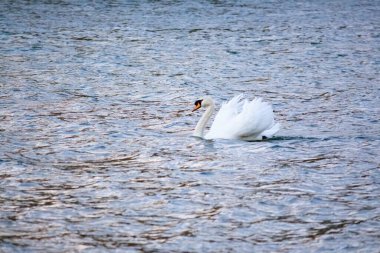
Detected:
[194,99,203,107]
[192,99,203,112]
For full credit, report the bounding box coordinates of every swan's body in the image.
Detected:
[192,95,280,141]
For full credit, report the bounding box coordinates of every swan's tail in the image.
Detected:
[261,123,281,139]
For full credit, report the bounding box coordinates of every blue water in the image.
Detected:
[1,0,379,252]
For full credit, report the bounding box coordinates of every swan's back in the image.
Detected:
[205,95,280,140]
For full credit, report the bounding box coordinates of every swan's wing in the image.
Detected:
[205,95,280,140]
[232,98,278,139]
[205,95,245,139]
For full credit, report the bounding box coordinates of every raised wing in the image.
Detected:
[205,95,279,140]
[205,95,245,139]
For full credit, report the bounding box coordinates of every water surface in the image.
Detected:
[1,0,379,252]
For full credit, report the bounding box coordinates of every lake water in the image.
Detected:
[1,0,379,252]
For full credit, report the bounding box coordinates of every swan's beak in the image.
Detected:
[192,99,203,112]
[192,103,201,112]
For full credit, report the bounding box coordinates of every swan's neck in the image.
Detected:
[193,104,214,138]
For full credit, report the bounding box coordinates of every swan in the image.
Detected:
[192,94,280,141]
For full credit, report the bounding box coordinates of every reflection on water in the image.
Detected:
[1,0,379,252]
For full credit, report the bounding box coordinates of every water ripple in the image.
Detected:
[1,0,379,252]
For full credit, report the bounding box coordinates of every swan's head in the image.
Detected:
[192,96,214,112]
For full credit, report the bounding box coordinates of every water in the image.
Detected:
[1,0,379,252]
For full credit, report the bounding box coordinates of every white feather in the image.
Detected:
[194,94,280,141]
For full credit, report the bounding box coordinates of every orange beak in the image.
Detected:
[192,103,201,112]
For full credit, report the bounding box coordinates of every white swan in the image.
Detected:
[192,94,280,140]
